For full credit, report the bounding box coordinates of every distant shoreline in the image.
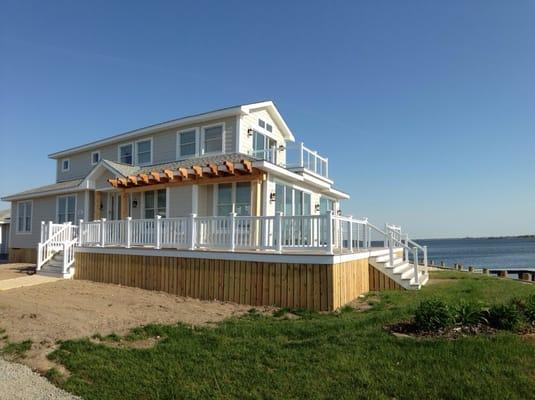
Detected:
[418,235,535,241]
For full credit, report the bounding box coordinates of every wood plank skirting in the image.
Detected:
[369,265,403,291]
[74,251,403,311]
[8,248,37,264]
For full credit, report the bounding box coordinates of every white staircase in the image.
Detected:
[37,222,78,279]
[38,251,75,278]
[370,253,429,290]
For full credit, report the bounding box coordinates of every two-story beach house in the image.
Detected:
[2,101,428,310]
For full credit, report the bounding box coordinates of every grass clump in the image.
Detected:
[1,339,32,360]
[414,298,454,331]
[486,303,521,330]
[454,301,484,326]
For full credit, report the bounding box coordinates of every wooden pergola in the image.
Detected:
[94,159,265,220]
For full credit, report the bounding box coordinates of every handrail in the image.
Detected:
[37,222,77,270]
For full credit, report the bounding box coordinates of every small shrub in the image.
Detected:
[45,367,63,385]
[524,294,535,323]
[486,303,520,330]
[455,301,484,326]
[414,299,454,332]
[340,305,353,314]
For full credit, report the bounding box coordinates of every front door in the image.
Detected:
[107,192,122,220]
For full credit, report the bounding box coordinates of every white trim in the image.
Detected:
[84,190,90,221]
[240,101,295,142]
[75,246,394,265]
[2,186,82,202]
[117,142,134,165]
[61,158,70,172]
[191,185,198,215]
[141,188,168,218]
[15,200,33,235]
[176,127,200,160]
[201,122,225,156]
[56,194,77,224]
[235,115,241,153]
[90,151,101,165]
[135,137,153,166]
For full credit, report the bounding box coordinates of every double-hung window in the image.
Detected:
[144,189,166,218]
[178,129,197,158]
[119,144,133,164]
[203,125,223,154]
[17,201,32,233]
[136,139,152,165]
[57,195,76,224]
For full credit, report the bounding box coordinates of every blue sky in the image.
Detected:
[1,0,534,238]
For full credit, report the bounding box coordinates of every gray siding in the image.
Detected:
[56,116,237,182]
[9,191,87,249]
[168,186,193,217]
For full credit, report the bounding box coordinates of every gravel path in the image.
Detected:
[0,359,79,400]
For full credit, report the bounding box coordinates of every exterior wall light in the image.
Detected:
[269,192,276,202]
[247,128,254,137]
[132,200,138,208]
[314,204,320,212]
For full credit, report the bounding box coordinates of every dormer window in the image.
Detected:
[266,123,273,133]
[258,119,265,129]
[91,151,101,165]
[61,159,70,172]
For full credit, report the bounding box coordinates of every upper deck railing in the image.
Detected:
[286,142,329,179]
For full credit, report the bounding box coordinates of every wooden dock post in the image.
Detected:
[482,268,490,275]
[468,266,474,272]
[498,270,508,278]
[440,261,445,267]
[520,272,532,281]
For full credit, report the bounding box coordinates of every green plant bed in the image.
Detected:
[47,271,535,400]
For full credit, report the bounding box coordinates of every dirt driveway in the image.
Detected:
[0,276,256,373]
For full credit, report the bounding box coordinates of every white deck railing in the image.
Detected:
[286,142,329,178]
[37,221,78,272]
[77,213,421,255]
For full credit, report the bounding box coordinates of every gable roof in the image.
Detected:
[48,101,295,159]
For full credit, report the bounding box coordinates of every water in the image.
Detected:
[417,237,535,271]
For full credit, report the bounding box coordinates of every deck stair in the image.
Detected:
[37,251,74,278]
[370,253,429,289]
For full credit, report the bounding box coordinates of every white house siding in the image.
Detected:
[239,108,288,166]
[55,116,238,182]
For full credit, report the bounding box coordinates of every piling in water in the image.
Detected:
[482,268,490,275]
[520,272,532,281]
[498,270,508,278]
[468,266,474,272]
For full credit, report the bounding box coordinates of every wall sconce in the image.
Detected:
[99,203,103,210]
[132,200,138,208]
[269,192,276,202]
[278,145,285,151]
[314,204,320,212]
[337,210,342,216]
[247,128,254,137]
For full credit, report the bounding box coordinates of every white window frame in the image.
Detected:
[273,180,313,216]
[135,137,153,166]
[176,128,199,159]
[61,158,70,172]
[16,200,33,234]
[56,194,77,224]
[91,151,101,165]
[117,142,134,165]
[201,123,225,155]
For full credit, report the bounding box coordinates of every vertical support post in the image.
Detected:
[78,220,84,246]
[188,213,197,250]
[389,232,394,266]
[404,234,409,262]
[155,215,162,249]
[348,218,353,253]
[48,221,53,242]
[423,245,428,270]
[275,211,283,253]
[126,217,132,249]
[40,221,45,243]
[229,212,236,251]
[326,211,334,254]
[413,247,419,285]
[384,223,388,248]
[62,241,68,275]
[356,221,360,251]
[299,142,304,167]
[325,157,329,178]
[100,218,106,247]
[362,224,367,249]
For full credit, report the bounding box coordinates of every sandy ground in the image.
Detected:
[0,263,35,281]
[0,277,256,373]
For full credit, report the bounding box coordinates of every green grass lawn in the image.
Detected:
[48,272,535,400]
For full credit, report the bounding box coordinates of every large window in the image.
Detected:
[275,183,311,216]
[144,189,166,218]
[178,129,197,158]
[203,125,223,154]
[119,143,133,164]
[252,131,276,162]
[136,139,152,165]
[17,201,32,233]
[217,183,251,216]
[57,195,76,224]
